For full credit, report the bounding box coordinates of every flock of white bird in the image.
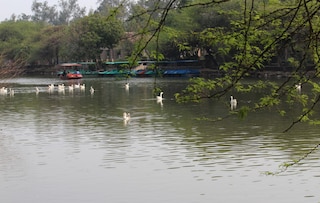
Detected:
[0,81,165,126]
[45,83,94,94]
[1,80,303,124]
[0,87,14,96]
[122,83,164,125]
[229,82,302,111]
[0,82,95,97]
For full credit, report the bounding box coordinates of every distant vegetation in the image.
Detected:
[1,0,317,70]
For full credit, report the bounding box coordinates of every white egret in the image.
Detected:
[230,95,237,110]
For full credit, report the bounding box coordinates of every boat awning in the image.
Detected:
[59,63,82,67]
[104,60,199,65]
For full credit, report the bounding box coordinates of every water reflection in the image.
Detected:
[0,77,319,203]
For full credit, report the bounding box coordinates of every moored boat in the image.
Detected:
[58,63,83,80]
[60,72,83,80]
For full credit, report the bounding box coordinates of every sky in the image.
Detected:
[0,0,99,21]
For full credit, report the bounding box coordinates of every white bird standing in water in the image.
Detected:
[123,112,130,125]
[58,84,65,91]
[68,84,74,92]
[9,88,14,96]
[48,84,54,92]
[74,83,80,88]
[123,112,130,120]
[157,92,164,101]
[125,82,129,90]
[295,83,301,94]
[36,87,40,94]
[80,84,86,91]
[230,95,237,110]
[90,86,95,94]
[0,87,8,95]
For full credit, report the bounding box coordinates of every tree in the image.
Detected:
[0,53,27,78]
[57,0,86,25]
[125,0,320,132]
[31,0,57,24]
[96,0,129,21]
[30,25,67,65]
[63,14,124,62]
[31,0,86,25]
[0,21,44,63]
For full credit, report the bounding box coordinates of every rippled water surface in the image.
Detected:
[0,77,319,203]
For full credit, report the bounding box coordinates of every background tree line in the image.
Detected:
[1,0,315,70]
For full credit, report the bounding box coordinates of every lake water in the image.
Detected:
[0,76,319,203]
